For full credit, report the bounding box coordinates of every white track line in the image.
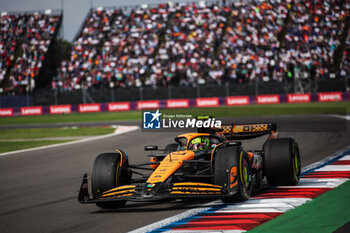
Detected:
[315,165,350,171]
[276,178,348,188]
[128,207,212,233]
[329,114,350,121]
[219,198,310,210]
[166,230,245,233]
[301,146,350,173]
[339,155,350,160]
[244,198,310,205]
[214,199,310,214]
[0,125,139,157]
[215,208,284,213]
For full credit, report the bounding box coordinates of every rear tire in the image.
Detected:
[214,145,252,203]
[91,151,131,209]
[264,138,301,186]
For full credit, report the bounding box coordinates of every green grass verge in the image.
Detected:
[0,127,115,139]
[0,101,349,125]
[248,180,350,233]
[0,140,73,153]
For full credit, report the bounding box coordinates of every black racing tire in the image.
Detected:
[91,151,131,209]
[213,145,253,203]
[164,143,178,152]
[264,138,301,186]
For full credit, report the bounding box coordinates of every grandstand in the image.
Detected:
[0,0,349,107]
[219,0,288,83]
[0,10,62,95]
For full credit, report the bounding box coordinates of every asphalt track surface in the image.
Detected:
[0,115,349,233]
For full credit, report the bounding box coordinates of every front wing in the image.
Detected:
[78,174,227,204]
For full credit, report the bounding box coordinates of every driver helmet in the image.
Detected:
[190,137,210,151]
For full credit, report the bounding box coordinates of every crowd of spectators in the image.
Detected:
[52,1,349,91]
[149,2,230,87]
[340,33,350,89]
[54,3,231,90]
[97,4,169,88]
[55,5,170,90]
[280,0,349,81]
[0,11,60,94]
[1,1,348,94]
[11,11,60,93]
[0,13,26,89]
[55,7,116,91]
[218,0,288,83]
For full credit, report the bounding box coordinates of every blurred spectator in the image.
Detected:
[151,2,230,87]
[53,0,349,91]
[341,33,350,91]
[98,5,169,88]
[0,11,60,94]
[56,7,116,91]
[0,13,26,91]
[55,5,170,90]
[280,0,349,81]
[11,11,59,93]
[219,0,288,84]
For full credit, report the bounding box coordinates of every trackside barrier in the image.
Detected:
[137,100,160,110]
[287,93,311,103]
[0,108,14,117]
[256,94,280,104]
[1,91,349,117]
[318,92,342,102]
[107,102,130,111]
[166,99,189,108]
[20,106,42,116]
[196,97,219,107]
[49,105,72,114]
[226,96,250,105]
[78,103,101,113]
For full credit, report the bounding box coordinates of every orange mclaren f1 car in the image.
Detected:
[78,121,301,209]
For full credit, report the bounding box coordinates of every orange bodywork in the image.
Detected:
[147,150,195,184]
[149,157,159,169]
[229,166,238,188]
[148,133,212,170]
[247,152,254,161]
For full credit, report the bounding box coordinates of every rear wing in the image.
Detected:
[195,116,277,140]
[197,121,277,140]
[218,123,277,140]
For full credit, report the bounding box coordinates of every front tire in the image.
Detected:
[213,145,253,203]
[264,138,301,186]
[91,151,131,209]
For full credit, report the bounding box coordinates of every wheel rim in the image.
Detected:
[293,149,301,180]
[295,154,298,171]
[242,159,251,188]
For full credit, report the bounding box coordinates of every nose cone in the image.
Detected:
[147,151,195,184]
